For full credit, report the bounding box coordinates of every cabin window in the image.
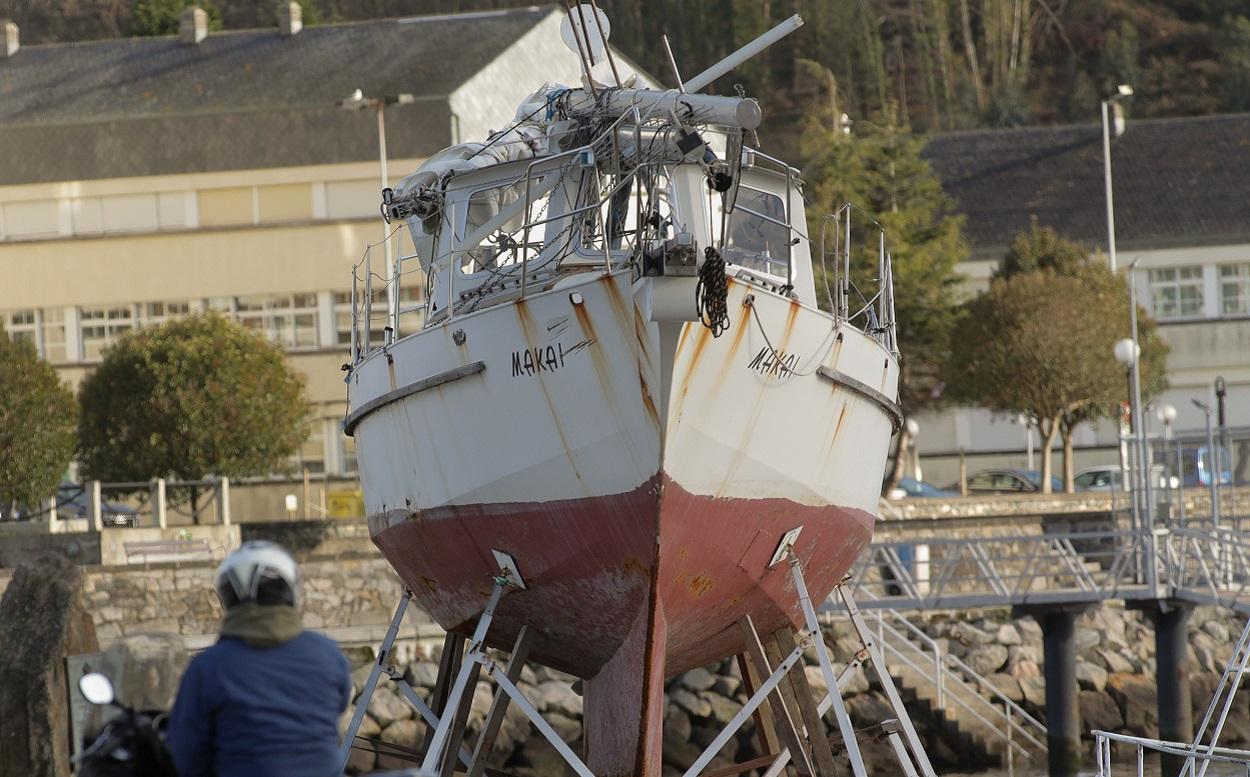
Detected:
[725,187,790,278]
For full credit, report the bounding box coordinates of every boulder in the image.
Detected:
[375,718,421,770]
[670,688,712,719]
[1107,673,1158,737]
[702,691,740,727]
[1076,661,1109,693]
[406,661,441,690]
[102,633,189,710]
[1010,660,1041,679]
[1099,648,1137,675]
[679,667,717,692]
[519,737,574,776]
[1019,675,1047,708]
[350,664,375,699]
[988,673,1023,704]
[547,712,582,743]
[1202,620,1231,645]
[1017,617,1043,643]
[1078,690,1124,733]
[664,704,693,750]
[965,644,1009,676]
[367,684,413,726]
[339,709,381,739]
[951,621,994,648]
[996,624,1023,646]
[537,681,582,718]
[1008,644,1042,667]
[847,692,896,728]
[0,555,99,777]
[712,675,741,698]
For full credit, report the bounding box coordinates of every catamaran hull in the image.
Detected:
[350,269,898,775]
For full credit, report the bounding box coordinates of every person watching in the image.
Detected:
[166,541,351,777]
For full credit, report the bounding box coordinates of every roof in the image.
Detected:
[0,6,553,184]
[923,113,1250,258]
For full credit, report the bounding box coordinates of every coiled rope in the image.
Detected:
[696,246,730,337]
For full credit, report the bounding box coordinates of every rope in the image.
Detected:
[696,246,730,337]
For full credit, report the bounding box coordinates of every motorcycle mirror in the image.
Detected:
[78,673,115,706]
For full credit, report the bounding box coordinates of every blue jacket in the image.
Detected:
[166,631,351,777]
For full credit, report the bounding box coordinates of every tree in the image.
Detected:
[128,0,222,36]
[994,224,1168,490]
[800,109,968,491]
[0,328,76,511]
[78,314,312,501]
[945,265,1167,493]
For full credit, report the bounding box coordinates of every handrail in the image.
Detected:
[864,609,1047,757]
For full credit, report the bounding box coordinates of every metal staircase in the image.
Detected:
[845,608,1047,767]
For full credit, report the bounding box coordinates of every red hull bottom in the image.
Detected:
[371,476,874,776]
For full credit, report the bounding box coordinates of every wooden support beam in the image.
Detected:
[739,615,816,777]
[422,632,467,754]
[774,627,840,777]
[439,659,482,777]
[736,652,780,758]
[467,626,535,777]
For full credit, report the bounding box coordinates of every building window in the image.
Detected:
[1149,266,1204,320]
[230,293,319,349]
[3,309,38,349]
[1220,263,1250,317]
[3,309,67,362]
[80,305,135,360]
[138,300,192,326]
[291,421,326,475]
[334,287,424,348]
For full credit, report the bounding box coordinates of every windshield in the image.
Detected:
[724,186,789,277]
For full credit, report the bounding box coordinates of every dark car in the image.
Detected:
[886,477,958,499]
[54,482,139,527]
[955,469,1063,495]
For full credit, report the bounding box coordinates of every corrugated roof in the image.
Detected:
[923,113,1250,258]
[0,6,552,184]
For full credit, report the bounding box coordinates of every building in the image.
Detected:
[0,5,647,487]
[918,114,1250,484]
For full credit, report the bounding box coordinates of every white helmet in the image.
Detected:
[214,541,299,609]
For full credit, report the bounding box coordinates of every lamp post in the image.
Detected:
[1102,84,1132,273]
[1192,399,1221,529]
[340,89,415,336]
[1158,403,1179,523]
[905,418,921,481]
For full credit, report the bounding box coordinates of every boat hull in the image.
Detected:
[350,268,898,774]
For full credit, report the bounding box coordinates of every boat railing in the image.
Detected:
[1093,730,1250,777]
[818,204,898,354]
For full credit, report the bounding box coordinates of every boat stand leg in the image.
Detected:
[681,624,812,777]
[761,655,870,777]
[418,578,509,775]
[773,627,840,777]
[740,616,815,776]
[736,652,780,758]
[421,631,466,754]
[787,557,869,777]
[336,589,412,772]
[835,580,937,777]
[477,653,597,777]
[438,658,482,777]
[466,625,533,777]
[390,672,474,768]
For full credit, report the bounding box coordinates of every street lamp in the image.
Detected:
[1157,403,1181,522]
[904,418,921,481]
[340,89,416,337]
[1102,84,1133,273]
[1192,398,1222,529]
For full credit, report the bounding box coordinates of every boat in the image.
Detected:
[342,10,901,775]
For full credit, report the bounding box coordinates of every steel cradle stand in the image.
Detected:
[338,532,939,777]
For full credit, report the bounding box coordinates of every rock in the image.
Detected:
[1076,628,1101,653]
[1019,675,1047,708]
[951,621,994,647]
[537,681,582,718]
[988,673,1023,703]
[101,633,189,710]
[520,737,572,776]
[351,664,376,698]
[369,685,414,726]
[670,688,712,719]
[1010,660,1041,679]
[519,664,539,686]
[1008,643,1042,668]
[406,661,441,689]
[703,691,739,726]
[467,681,494,728]
[1191,633,1222,674]
[1202,620,1231,645]
[1017,617,1043,643]
[996,624,1023,646]
[663,739,704,769]
[1076,661,1109,692]
[375,719,420,770]
[1079,690,1124,733]
[664,704,692,750]
[339,709,381,738]
[848,692,895,728]
[547,712,582,743]
[712,675,740,698]
[1099,648,1136,675]
[965,644,1009,676]
[346,741,377,774]
[0,556,99,777]
[1107,673,1159,737]
[679,667,716,692]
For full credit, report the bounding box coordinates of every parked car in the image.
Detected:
[886,477,958,500]
[955,469,1063,495]
[54,482,139,527]
[1075,464,1171,491]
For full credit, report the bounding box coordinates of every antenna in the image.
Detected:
[683,14,804,94]
[586,0,621,86]
[561,1,598,97]
[661,34,685,93]
[561,3,618,92]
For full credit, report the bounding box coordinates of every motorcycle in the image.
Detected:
[76,672,177,777]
